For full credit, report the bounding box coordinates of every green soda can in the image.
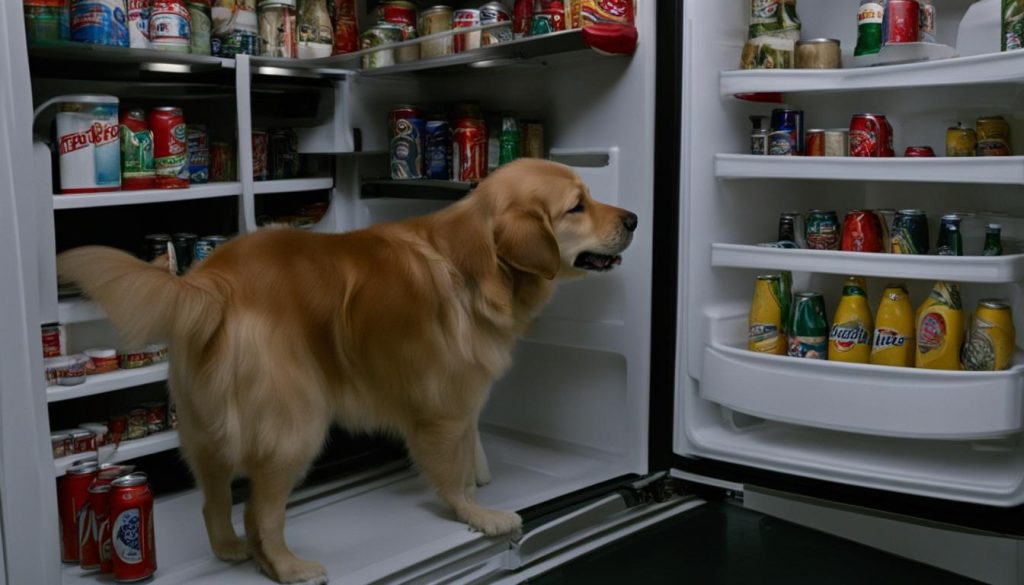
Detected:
[855,0,884,57]
[499,114,520,166]
[984,224,1004,256]
[788,291,828,359]
[779,270,793,337]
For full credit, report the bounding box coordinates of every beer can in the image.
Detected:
[127,0,151,48]
[805,209,840,251]
[824,129,849,156]
[984,223,1004,256]
[172,232,197,274]
[870,284,916,367]
[150,0,191,53]
[332,0,358,55]
[480,1,513,46]
[976,116,1012,156]
[259,0,297,58]
[187,124,209,184]
[453,8,481,53]
[841,209,884,252]
[252,130,268,180]
[935,214,963,256]
[882,0,920,45]
[209,141,236,181]
[195,235,228,262]
[904,145,935,157]
[788,292,828,359]
[915,281,965,370]
[946,125,977,157]
[513,0,532,37]
[211,0,259,56]
[890,209,929,254]
[520,121,544,158]
[425,117,451,180]
[58,462,99,562]
[850,113,894,157]
[418,5,453,59]
[54,95,121,194]
[963,299,1016,371]
[389,106,425,180]
[142,233,171,262]
[805,129,826,157]
[188,0,211,54]
[119,107,156,191]
[499,114,520,166]
[453,116,487,182]
[149,106,189,188]
[70,0,130,47]
[749,274,787,355]
[829,277,873,364]
[359,23,403,69]
[110,473,156,582]
[769,108,803,156]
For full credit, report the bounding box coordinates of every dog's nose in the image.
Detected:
[623,213,638,232]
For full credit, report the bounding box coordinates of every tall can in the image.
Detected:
[110,473,156,582]
[418,5,453,58]
[24,0,69,45]
[252,130,268,180]
[453,115,487,182]
[855,0,884,56]
[296,0,333,57]
[870,284,916,367]
[882,0,920,45]
[805,209,840,251]
[480,1,513,46]
[976,116,1012,156]
[829,277,873,363]
[520,120,544,158]
[824,128,849,156]
[915,281,965,370]
[850,113,894,157]
[788,292,828,359]
[499,114,520,166]
[150,0,191,52]
[53,95,121,194]
[259,0,297,57]
[513,0,532,37]
[58,462,99,562]
[332,0,358,54]
[389,106,425,180]
[453,8,481,53]
[425,117,451,180]
[804,129,826,157]
[935,214,963,256]
[70,0,130,47]
[890,209,929,255]
[769,108,803,156]
[211,0,260,56]
[841,209,884,252]
[984,223,1004,256]
[90,484,114,573]
[127,0,151,47]
[187,124,209,184]
[1004,0,1024,51]
[748,274,787,355]
[946,124,977,157]
[149,107,189,188]
[188,0,211,54]
[963,299,1016,371]
[119,107,156,191]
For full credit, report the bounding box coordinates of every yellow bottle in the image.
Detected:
[829,277,872,364]
[870,284,916,367]
[749,274,787,355]
[915,282,965,370]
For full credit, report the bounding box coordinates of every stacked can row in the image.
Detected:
[50,400,174,460]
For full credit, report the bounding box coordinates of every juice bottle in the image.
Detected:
[870,284,916,367]
[749,274,787,355]
[915,281,965,370]
[829,277,872,364]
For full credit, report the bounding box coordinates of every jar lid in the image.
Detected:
[67,462,99,475]
[112,472,149,488]
[70,428,96,438]
[55,94,119,105]
[796,38,840,46]
[50,430,72,439]
[44,356,76,368]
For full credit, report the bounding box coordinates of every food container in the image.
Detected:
[34,95,120,194]
[360,23,404,69]
[108,414,127,443]
[51,431,74,458]
[795,38,842,69]
[418,5,453,59]
[79,422,110,447]
[141,402,168,433]
[42,323,66,358]
[740,36,794,70]
[258,0,297,58]
[378,0,419,62]
[480,1,513,46]
[46,356,88,386]
[84,348,118,374]
[118,349,150,370]
[70,429,97,454]
[126,409,150,440]
[144,343,169,364]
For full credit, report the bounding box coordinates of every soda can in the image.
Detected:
[841,209,884,253]
[71,0,130,47]
[58,462,99,562]
[805,209,840,251]
[778,212,796,244]
[119,107,155,191]
[749,116,768,156]
[453,116,487,182]
[977,116,1012,156]
[209,141,236,181]
[963,299,1016,371]
[127,0,151,48]
[805,129,826,157]
[359,23,403,68]
[513,0,532,37]
[149,107,189,188]
[882,0,920,45]
[141,233,171,261]
[418,5,453,58]
[172,232,197,274]
[824,129,849,156]
[188,0,211,54]
[984,223,1003,256]
[935,214,963,256]
[259,1,297,58]
[269,128,299,180]
[870,284,916,367]
[425,118,451,180]
[187,125,209,184]
[480,1,513,46]
[769,108,803,156]
[788,292,828,359]
[332,0,359,55]
[54,95,121,194]
[531,0,566,35]
[195,235,228,262]
[918,0,936,43]
[499,114,520,166]
[211,0,259,56]
[855,0,884,56]
[24,0,68,45]
[110,473,156,582]
[946,125,977,157]
[520,121,544,158]
[748,274,787,355]
[850,113,894,157]
[150,0,191,52]
[388,106,425,180]
[453,8,481,53]
[904,145,935,157]
[890,209,929,254]
[252,130,268,180]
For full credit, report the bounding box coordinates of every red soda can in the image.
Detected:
[333,0,359,54]
[453,8,481,53]
[849,113,894,158]
[805,129,826,157]
[841,210,885,253]
[80,482,110,570]
[252,130,268,181]
[148,107,189,189]
[904,146,936,157]
[110,472,156,582]
[58,462,98,562]
[513,0,532,37]
[883,0,920,45]
[119,107,156,190]
[90,484,114,573]
[453,117,487,182]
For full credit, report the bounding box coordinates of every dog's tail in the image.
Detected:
[56,246,224,348]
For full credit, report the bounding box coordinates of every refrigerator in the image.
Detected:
[0,1,1020,584]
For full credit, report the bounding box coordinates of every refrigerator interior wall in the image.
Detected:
[677,0,1024,507]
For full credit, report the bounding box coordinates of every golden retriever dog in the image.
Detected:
[56,158,637,583]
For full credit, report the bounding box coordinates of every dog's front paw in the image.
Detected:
[462,507,522,537]
[260,557,328,585]
[211,537,250,562]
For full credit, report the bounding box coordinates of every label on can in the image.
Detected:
[127,0,151,47]
[112,508,142,564]
[425,120,450,180]
[189,2,211,54]
[453,119,487,182]
[390,116,425,180]
[150,0,191,50]
[121,127,155,181]
[58,101,121,193]
[71,0,130,47]
[155,122,188,180]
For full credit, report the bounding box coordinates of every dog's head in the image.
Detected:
[476,159,637,280]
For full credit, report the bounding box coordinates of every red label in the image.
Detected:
[60,131,92,155]
[90,122,119,146]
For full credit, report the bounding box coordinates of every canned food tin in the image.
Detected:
[976,116,1012,156]
[70,0,130,47]
[296,0,333,57]
[84,348,119,373]
[71,429,97,454]
[418,5,453,58]
[890,209,929,254]
[252,130,268,180]
[149,107,189,188]
[883,0,920,45]
[425,117,451,180]
[127,0,150,48]
[360,23,403,68]
[119,348,150,370]
[520,120,544,158]
[150,0,192,52]
[188,0,211,54]
[119,107,155,191]
[209,141,235,181]
[58,462,98,562]
[453,116,487,182]
[841,209,884,252]
[904,145,935,157]
[480,1,512,46]
[42,323,66,358]
[332,0,358,54]
[805,129,826,156]
[824,129,849,156]
[740,36,795,70]
[805,210,840,251]
[211,0,259,56]
[24,0,68,45]
[849,113,894,157]
[453,8,481,53]
[110,473,156,582]
[259,0,297,58]
[946,125,977,157]
[52,95,121,194]
[51,431,73,458]
[389,107,425,180]
[795,38,841,69]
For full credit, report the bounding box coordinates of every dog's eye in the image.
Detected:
[567,202,585,214]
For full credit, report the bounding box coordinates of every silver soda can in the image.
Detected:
[824,129,849,156]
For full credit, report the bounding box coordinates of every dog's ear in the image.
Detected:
[494,207,560,280]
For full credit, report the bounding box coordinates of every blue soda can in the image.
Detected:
[769,108,804,156]
[389,106,425,180]
[71,0,129,47]
[890,209,930,255]
[187,125,209,184]
[425,119,451,180]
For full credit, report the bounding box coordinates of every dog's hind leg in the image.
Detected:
[185,444,250,562]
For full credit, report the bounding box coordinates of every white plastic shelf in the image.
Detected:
[714,154,1024,185]
[57,298,104,324]
[54,430,179,477]
[720,49,1024,96]
[46,362,169,403]
[711,244,1024,284]
[52,182,241,210]
[253,176,334,194]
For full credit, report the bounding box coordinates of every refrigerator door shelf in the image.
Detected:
[711,244,1024,284]
[715,154,1024,185]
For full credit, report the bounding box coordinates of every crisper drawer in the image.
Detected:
[701,341,1024,441]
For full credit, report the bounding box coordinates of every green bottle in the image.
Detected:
[498,115,520,166]
[983,223,1004,256]
[855,0,884,57]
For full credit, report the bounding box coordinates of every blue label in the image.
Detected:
[425,121,450,180]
